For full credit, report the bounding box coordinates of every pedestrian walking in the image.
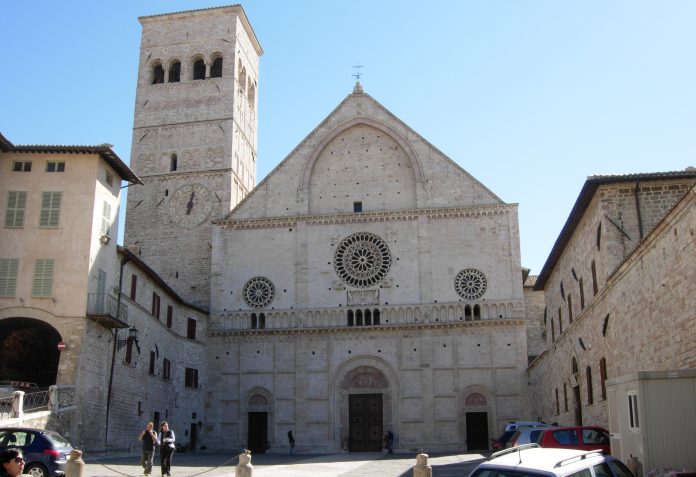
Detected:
[287,430,295,455]
[138,421,159,475]
[158,422,175,476]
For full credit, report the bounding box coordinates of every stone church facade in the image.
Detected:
[121,6,532,453]
[204,84,530,453]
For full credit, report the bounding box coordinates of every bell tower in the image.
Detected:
[124,6,262,308]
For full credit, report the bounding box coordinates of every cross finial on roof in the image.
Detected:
[352,63,363,81]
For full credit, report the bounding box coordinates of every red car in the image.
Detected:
[536,426,611,454]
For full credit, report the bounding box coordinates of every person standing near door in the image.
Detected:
[158,422,175,476]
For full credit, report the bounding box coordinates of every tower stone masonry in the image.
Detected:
[124,5,263,307]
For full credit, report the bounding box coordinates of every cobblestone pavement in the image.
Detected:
[81,451,487,477]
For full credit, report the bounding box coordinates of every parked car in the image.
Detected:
[507,427,547,448]
[468,444,634,477]
[0,427,73,477]
[536,426,611,454]
[503,420,549,432]
[493,421,551,450]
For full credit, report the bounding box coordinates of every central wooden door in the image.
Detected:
[349,394,383,452]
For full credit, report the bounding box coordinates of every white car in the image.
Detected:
[468,444,634,477]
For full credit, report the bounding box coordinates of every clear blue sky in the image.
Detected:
[3,1,696,275]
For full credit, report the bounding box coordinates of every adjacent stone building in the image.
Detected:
[528,172,696,427]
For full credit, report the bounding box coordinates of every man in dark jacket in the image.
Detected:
[138,421,159,475]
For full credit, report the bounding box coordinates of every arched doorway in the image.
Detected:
[245,389,272,454]
[0,317,61,386]
[464,392,490,450]
[333,358,398,453]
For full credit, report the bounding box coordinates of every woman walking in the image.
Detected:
[158,422,176,476]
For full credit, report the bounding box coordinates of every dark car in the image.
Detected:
[0,427,73,477]
[536,426,611,454]
[492,430,516,450]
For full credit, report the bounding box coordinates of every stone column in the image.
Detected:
[65,450,85,477]
[413,452,432,477]
[235,451,253,477]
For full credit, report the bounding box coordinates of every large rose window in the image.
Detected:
[243,276,275,308]
[334,232,392,288]
[454,268,487,300]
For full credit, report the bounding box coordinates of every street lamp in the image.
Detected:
[117,326,139,350]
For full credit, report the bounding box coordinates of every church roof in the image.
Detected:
[534,169,696,289]
[0,132,142,184]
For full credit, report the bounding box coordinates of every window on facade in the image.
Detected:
[596,223,602,250]
[12,161,32,172]
[628,393,639,428]
[599,358,607,400]
[46,161,65,172]
[106,171,114,187]
[568,295,573,323]
[551,318,556,342]
[250,313,257,329]
[347,310,354,326]
[125,338,134,364]
[0,258,19,297]
[558,307,563,334]
[356,310,363,326]
[258,313,266,329]
[185,367,198,388]
[32,259,54,297]
[162,358,171,381]
[353,201,362,213]
[152,64,165,84]
[168,61,181,82]
[193,59,206,80]
[586,366,594,405]
[149,351,156,375]
[473,304,481,320]
[602,314,610,337]
[5,191,27,227]
[130,274,137,300]
[248,83,256,109]
[187,318,196,340]
[100,201,111,236]
[238,61,246,92]
[563,383,568,412]
[151,292,161,319]
[560,281,565,300]
[170,153,178,172]
[555,388,560,415]
[39,192,61,227]
[591,261,598,296]
[365,309,372,325]
[373,309,380,325]
[166,305,173,328]
[465,305,472,321]
[210,57,223,78]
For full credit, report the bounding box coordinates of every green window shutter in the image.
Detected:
[101,201,111,235]
[0,258,19,297]
[40,192,61,227]
[5,191,27,227]
[32,259,54,297]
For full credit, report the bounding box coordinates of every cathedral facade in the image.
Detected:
[122,6,531,453]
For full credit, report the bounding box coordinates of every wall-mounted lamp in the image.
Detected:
[117,326,140,352]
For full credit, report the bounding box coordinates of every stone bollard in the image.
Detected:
[235,450,253,477]
[65,450,84,477]
[413,452,432,477]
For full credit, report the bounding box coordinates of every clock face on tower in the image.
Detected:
[168,183,213,229]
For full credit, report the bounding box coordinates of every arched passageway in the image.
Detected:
[0,317,61,386]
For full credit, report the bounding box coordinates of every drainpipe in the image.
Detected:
[104,254,131,450]
[634,181,644,240]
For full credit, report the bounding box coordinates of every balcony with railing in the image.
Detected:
[86,293,129,329]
